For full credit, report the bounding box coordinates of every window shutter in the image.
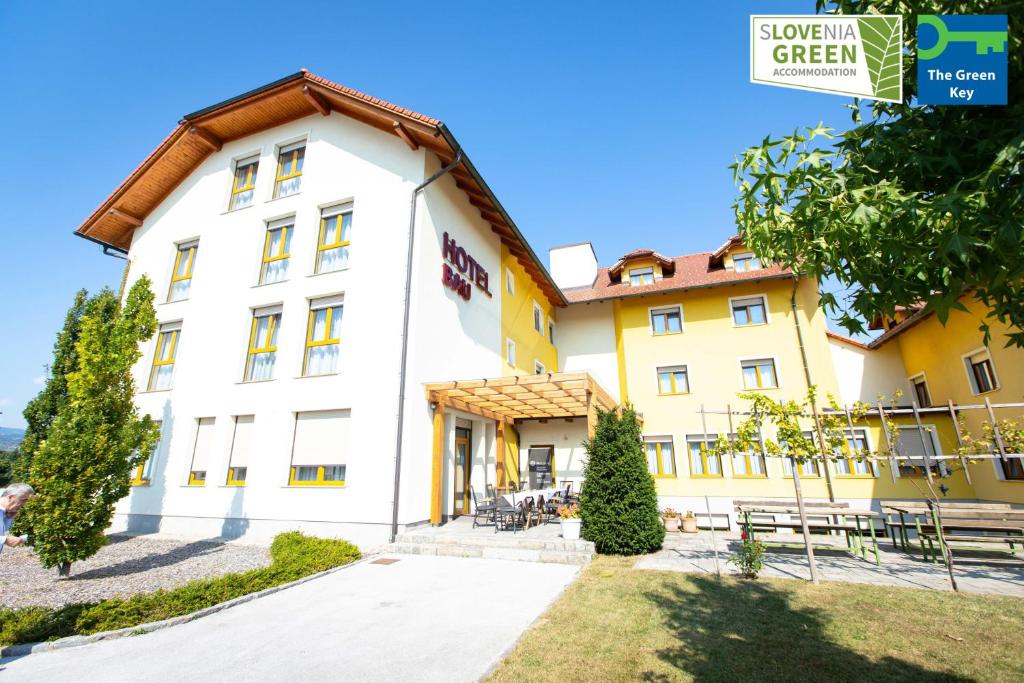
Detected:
[229,416,255,469]
[292,410,349,466]
[190,418,217,473]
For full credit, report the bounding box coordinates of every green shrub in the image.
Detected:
[0,532,360,646]
[580,406,665,555]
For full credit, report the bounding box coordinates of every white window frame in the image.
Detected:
[738,356,781,390]
[533,301,544,334]
[908,372,932,407]
[731,252,761,272]
[649,304,684,336]
[548,319,556,345]
[655,364,690,395]
[728,294,770,327]
[505,267,515,296]
[506,338,516,367]
[961,347,999,395]
[534,360,546,374]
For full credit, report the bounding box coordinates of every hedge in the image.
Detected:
[0,532,361,646]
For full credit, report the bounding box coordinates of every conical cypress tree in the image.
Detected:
[21,277,161,576]
[580,406,664,554]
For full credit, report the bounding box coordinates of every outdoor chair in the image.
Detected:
[485,483,496,500]
[495,492,523,533]
[524,496,545,529]
[544,494,562,522]
[471,485,496,528]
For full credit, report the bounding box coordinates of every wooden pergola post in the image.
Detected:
[429,394,446,526]
[496,420,506,488]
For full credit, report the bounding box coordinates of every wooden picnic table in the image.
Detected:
[734,503,884,565]
[881,502,1024,562]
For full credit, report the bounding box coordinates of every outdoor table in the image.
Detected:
[499,487,566,507]
[882,503,1024,560]
[735,504,883,565]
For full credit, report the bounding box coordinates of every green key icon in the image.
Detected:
[918,15,1008,59]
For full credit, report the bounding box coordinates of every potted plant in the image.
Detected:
[558,503,582,540]
[681,510,698,533]
[662,507,681,532]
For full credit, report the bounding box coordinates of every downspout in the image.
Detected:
[790,276,836,502]
[389,147,464,543]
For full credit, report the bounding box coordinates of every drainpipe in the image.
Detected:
[790,276,836,502]
[389,147,464,543]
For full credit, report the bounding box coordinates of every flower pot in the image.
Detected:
[663,516,681,532]
[560,518,582,540]
[681,517,698,533]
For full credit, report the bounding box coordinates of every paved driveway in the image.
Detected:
[0,554,580,682]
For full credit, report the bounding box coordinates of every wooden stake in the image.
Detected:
[948,400,972,486]
[911,400,935,483]
[877,402,899,484]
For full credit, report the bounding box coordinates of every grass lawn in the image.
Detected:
[489,556,1024,683]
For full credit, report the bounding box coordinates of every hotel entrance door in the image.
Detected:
[453,428,471,516]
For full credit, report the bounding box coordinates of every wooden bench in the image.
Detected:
[881,501,1024,562]
[734,500,882,565]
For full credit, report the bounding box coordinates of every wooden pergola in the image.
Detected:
[424,372,617,524]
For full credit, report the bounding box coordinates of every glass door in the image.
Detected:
[453,429,471,515]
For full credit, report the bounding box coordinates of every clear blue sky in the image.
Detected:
[0,0,860,429]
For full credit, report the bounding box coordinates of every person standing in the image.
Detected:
[1,483,34,555]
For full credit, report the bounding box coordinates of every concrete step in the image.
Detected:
[387,542,593,565]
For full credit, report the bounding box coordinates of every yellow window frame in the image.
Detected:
[835,431,875,478]
[732,300,766,327]
[646,441,676,478]
[289,465,345,486]
[742,360,778,389]
[167,244,197,299]
[657,368,688,395]
[226,467,247,486]
[131,462,149,486]
[303,305,342,375]
[689,442,723,478]
[148,329,179,391]
[316,213,351,271]
[731,451,768,479]
[262,225,291,264]
[783,457,821,479]
[188,470,207,486]
[274,147,305,196]
[231,160,258,196]
[245,313,280,380]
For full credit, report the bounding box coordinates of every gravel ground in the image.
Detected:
[0,535,272,609]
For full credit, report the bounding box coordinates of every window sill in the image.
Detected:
[743,386,780,392]
[783,475,821,479]
[658,393,690,397]
[294,373,340,379]
[689,474,724,479]
[281,484,346,489]
[251,281,288,288]
[237,379,277,385]
[732,322,768,328]
[651,331,683,337]
[651,474,677,479]
[307,268,348,278]
[221,204,255,216]
[160,299,189,306]
[733,475,769,480]
[138,389,172,395]
[131,481,151,487]
[835,475,876,480]
[181,484,207,488]
[216,484,246,488]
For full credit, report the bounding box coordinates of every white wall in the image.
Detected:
[517,418,588,489]
[557,301,620,403]
[549,242,597,289]
[828,336,911,406]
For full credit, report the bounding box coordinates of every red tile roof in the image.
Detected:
[562,251,792,303]
[608,249,675,278]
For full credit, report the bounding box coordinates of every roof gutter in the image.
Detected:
[389,147,464,543]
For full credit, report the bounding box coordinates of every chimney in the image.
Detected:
[549,242,598,289]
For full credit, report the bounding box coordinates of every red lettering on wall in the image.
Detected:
[441,232,492,300]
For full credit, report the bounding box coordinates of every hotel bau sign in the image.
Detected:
[442,232,491,301]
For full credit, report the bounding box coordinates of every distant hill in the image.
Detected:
[0,427,25,451]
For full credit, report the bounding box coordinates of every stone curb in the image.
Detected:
[0,554,374,658]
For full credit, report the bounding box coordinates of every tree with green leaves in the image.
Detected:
[733,1,1023,347]
[580,406,665,554]
[20,277,161,576]
[16,290,90,480]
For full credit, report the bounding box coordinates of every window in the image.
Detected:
[167,241,198,302]
[228,155,259,210]
[650,306,682,335]
[963,349,998,394]
[226,415,254,486]
[289,410,349,486]
[728,433,766,477]
[148,321,181,391]
[533,302,544,334]
[835,429,873,477]
[304,296,343,376]
[260,218,292,284]
[188,417,216,486]
[506,338,516,367]
[687,435,722,477]
[244,306,281,382]
[548,320,556,344]
[657,365,689,395]
[897,426,943,477]
[273,141,305,198]
[782,431,821,477]
[629,267,654,286]
[731,296,767,326]
[316,204,352,273]
[505,267,515,295]
[132,420,161,485]
[644,437,676,477]
[910,374,931,407]
[1002,457,1024,481]
[741,358,778,389]
[534,360,545,374]
[732,253,761,272]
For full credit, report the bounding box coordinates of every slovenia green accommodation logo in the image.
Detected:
[751,15,903,102]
